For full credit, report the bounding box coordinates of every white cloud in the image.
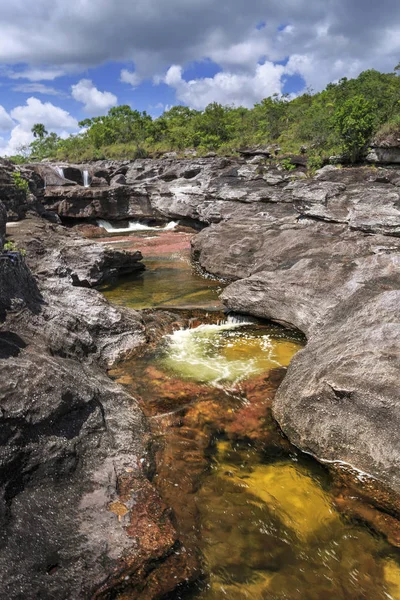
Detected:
[162,62,285,109]
[8,67,67,81]
[71,79,117,114]
[10,97,78,131]
[0,97,79,156]
[120,69,142,87]
[12,83,64,96]
[0,106,14,132]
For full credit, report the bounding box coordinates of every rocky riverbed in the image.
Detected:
[1,154,400,598]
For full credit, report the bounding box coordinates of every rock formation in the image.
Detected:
[1,154,400,597]
[0,165,187,597]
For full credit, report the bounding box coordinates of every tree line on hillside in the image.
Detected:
[12,67,400,166]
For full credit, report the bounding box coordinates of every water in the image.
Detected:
[101,255,223,310]
[54,165,64,178]
[97,219,178,233]
[159,321,301,386]
[83,169,91,187]
[102,229,400,599]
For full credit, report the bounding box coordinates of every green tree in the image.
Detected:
[31,123,48,139]
[332,95,376,162]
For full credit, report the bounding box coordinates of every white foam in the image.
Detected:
[161,320,278,387]
[97,219,178,233]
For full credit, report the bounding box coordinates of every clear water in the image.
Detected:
[101,255,223,310]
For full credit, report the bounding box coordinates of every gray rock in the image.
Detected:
[0,201,6,248]
[193,201,400,495]
[0,213,183,598]
[367,147,400,164]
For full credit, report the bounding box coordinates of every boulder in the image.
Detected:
[110,173,127,186]
[27,163,77,187]
[366,147,400,164]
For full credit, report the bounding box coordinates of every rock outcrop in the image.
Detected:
[34,156,400,498]
[38,157,304,225]
[2,155,400,596]
[367,131,400,164]
[0,211,187,598]
[191,165,400,498]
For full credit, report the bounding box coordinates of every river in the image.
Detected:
[99,223,400,600]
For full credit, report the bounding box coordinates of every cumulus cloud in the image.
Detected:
[0,106,14,132]
[120,69,142,87]
[10,97,78,130]
[71,79,117,114]
[0,0,398,93]
[0,97,78,155]
[163,62,285,109]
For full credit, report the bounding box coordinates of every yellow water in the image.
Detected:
[185,441,400,600]
[101,256,223,310]
[158,321,302,386]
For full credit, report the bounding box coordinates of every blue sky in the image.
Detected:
[0,0,399,155]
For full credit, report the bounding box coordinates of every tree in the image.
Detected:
[332,95,376,163]
[31,123,48,139]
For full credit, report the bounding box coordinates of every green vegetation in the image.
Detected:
[11,171,29,196]
[8,68,400,165]
[280,157,296,171]
[3,240,26,255]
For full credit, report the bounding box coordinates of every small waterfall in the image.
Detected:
[225,313,256,326]
[83,170,91,188]
[54,166,64,179]
[97,219,178,233]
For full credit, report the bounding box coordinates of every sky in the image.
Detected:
[0,0,399,155]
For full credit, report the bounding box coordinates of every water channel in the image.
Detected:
[99,225,400,600]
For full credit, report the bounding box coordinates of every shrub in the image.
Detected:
[332,95,377,163]
[280,157,296,171]
[11,171,29,196]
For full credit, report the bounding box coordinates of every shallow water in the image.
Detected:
[102,255,223,310]
[103,230,400,599]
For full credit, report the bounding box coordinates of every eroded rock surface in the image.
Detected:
[2,157,400,597]
[191,165,400,497]
[0,213,186,598]
[25,159,400,498]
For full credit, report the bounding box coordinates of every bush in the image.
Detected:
[280,157,296,171]
[11,171,29,196]
[332,95,377,163]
